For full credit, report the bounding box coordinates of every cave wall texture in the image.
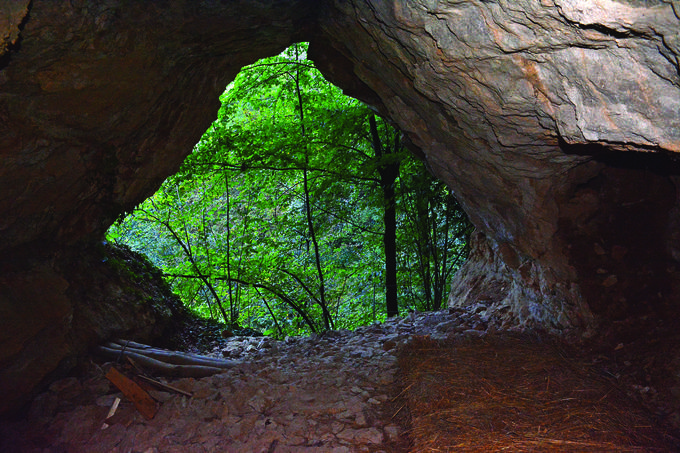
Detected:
[1,0,679,415]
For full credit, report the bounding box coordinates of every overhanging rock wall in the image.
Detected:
[0,0,317,416]
[1,0,679,414]
[311,0,680,333]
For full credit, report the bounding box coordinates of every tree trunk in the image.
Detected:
[369,115,400,317]
[383,176,399,317]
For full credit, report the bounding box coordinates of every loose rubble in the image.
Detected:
[1,309,488,452]
[3,305,680,451]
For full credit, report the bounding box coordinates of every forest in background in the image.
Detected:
[107,43,473,338]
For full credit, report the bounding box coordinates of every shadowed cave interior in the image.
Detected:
[1,0,680,450]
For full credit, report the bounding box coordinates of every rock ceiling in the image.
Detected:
[0,0,679,414]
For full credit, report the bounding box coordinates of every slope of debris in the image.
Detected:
[1,308,679,452]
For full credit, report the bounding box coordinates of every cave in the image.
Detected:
[1,0,680,441]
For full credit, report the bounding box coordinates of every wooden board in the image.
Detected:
[105,366,159,420]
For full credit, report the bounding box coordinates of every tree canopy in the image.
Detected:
[108,43,473,338]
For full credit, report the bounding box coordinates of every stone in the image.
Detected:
[48,377,82,399]
[602,275,619,288]
[612,245,629,261]
[330,447,352,453]
[337,427,384,444]
[384,424,400,442]
[0,0,29,54]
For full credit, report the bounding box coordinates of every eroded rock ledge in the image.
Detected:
[0,243,185,415]
[311,0,680,333]
[1,0,679,416]
[0,0,317,415]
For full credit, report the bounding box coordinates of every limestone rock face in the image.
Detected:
[0,0,29,54]
[311,0,680,332]
[0,243,185,415]
[0,0,316,416]
[0,0,315,250]
[1,0,679,414]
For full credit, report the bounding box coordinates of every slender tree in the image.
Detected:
[369,115,402,317]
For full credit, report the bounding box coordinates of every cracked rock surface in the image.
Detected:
[312,0,680,333]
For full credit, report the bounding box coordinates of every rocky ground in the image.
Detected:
[2,307,680,452]
[1,310,460,452]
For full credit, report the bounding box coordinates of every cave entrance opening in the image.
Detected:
[106,43,473,340]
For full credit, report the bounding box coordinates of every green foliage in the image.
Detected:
[108,43,472,338]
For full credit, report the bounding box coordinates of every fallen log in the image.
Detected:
[96,341,235,378]
[106,340,235,369]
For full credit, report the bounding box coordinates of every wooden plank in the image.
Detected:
[105,366,158,420]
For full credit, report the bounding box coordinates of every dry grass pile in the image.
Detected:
[397,334,679,452]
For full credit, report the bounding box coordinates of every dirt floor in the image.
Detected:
[2,308,680,452]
